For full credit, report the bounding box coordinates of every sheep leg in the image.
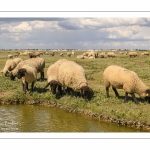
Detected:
[26,82,29,91]
[58,85,62,95]
[67,87,74,97]
[22,83,26,94]
[31,82,34,92]
[131,93,139,104]
[106,87,110,97]
[124,92,128,103]
[112,87,119,97]
[40,71,44,81]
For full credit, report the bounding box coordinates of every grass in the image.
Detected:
[1,50,150,129]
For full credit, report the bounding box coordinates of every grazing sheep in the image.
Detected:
[14,52,20,57]
[107,52,116,58]
[71,51,75,56]
[58,60,91,100]
[128,52,138,57]
[17,64,37,94]
[10,57,45,81]
[98,52,106,58]
[143,52,149,55]
[44,63,62,95]
[8,54,13,59]
[88,56,95,59]
[88,51,98,58]
[60,53,64,56]
[1,58,23,77]
[76,55,84,59]
[103,65,150,104]
[50,51,55,56]
[67,52,71,57]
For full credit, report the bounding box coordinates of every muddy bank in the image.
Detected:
[0,99,150,132]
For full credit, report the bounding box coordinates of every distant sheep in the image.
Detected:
[14,52,20,57]
[143,52,149,55]
[128,52,138,57]
[71,51,75,56]
[8,54,13,59]
[58,60,91,100]
[98,52,106,58]
[76,55,84,59]
[1,58,23,77]
[107,52,116,58]
[17,64,37,94]
[67,52,71,57]
[60,53,64,56]
[103,65,150,104]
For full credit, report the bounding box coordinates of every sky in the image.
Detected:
[0,17,150,50]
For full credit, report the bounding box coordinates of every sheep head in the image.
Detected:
[45,80,62,94]
[145,89,150,103]
[17,68,27,79]
[80,86,91,100]
[9,72,16,81]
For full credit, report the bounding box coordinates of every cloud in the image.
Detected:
[0,17,150,49]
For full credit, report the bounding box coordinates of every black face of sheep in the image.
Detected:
[145,89,150,103]
[9,72,16,81]
[80,86,91,100]
[45,80,62,95]
[17,68,26,79]
[4,71,9,77]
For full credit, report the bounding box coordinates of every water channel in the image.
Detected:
[0,105,146,132]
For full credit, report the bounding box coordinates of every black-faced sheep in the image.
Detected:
[58,60,91,100]
[103,65,150,104]
[9,57,45,81]
[1,58,23,77]
[17,65,37,94]
[44,63,62,95]
[44,59,69,94]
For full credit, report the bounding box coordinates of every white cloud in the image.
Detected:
[8,22,32,32]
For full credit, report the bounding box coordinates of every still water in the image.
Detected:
[0,105,146,132]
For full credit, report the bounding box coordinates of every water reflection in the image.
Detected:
[0,105,146,132]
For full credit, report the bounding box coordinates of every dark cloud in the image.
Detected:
[0,18,67,24]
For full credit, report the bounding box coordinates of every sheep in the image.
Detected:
[60,53,64,56]
[88,51,98,58]
[128,52,138,57]
[88,56,95,59]
[98,52,106,58]
[44,63,62,95]
[71,51,75,56]
[9,57,45,81]
[76,55,84,59]
[1,58,23,77]
[103,65,150,104]
[14,52,20,57]
[143,52,149,55]
[50,51,55,56]
[8,54,13,59]
[67,52,71,57]
[17,64,37,94]
[28,52,42,58]
[58,60,91,100]
[107,52,116,58]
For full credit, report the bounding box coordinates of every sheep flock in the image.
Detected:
[1,49,150,104]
